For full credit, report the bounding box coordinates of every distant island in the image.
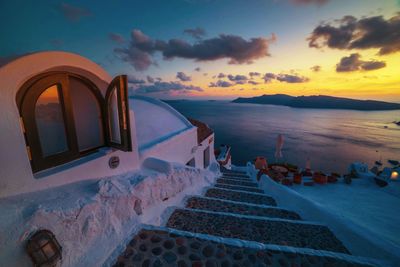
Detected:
[232,94,400,111]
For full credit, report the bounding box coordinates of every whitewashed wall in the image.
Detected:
[0,52,141,198]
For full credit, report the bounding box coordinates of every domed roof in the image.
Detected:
[129,96,193,150]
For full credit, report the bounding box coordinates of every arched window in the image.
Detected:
[18,73,131,173]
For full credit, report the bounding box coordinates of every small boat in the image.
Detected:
[375,160,382,166]
[388,160,399,166]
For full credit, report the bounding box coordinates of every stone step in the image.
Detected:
[205,188,277,206]
[166,209,350,254]
[215,183,264,193]
[216,178,258,187]
[220,175,252,181]
[222,169,246,174]
[114,228,378,267]
[222,172,249,178]
[186,196,301,220]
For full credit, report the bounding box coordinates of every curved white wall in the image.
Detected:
[0,51,139,198]
[130,96,193,150]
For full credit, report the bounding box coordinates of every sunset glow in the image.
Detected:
[1,0,399,102]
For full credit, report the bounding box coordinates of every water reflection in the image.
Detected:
[168,100,400,173]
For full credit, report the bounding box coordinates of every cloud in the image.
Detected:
[290,0,329,6]
[128,75,146,84]
[183,27,206,39]
[249,72,261,78]
[310,65,321,72]
[308,14,400,55]
[336,53,386,72]
[263,72,309,83]
[248,80,259,85]
[146,75,155,83]
[209,80,234,87]
[114,30,157,71]
[227,74,248,82]
[263,73,276,83]
[176,71,192,81]
[115,29,276,71]
[134,81,203,93]
[194,67,201,72]
[109,33,125,44]
[276,74,309,83]
[58,3,91,22]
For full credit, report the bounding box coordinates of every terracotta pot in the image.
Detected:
[255,157,268,170]
[313,173,328,184]
[293,173,302,184]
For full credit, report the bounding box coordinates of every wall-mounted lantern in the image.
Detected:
[26,229,62,267]
[391,171,398,180]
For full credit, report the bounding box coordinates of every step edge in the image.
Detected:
[185,195,282,209]
[140,224,389,267]
[214,184,264,192]
[172,207,326,226]
[207,186,273,197]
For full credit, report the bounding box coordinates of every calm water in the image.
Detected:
[168,101,400,174]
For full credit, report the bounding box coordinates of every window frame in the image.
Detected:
[17,72,131,173]
[104,75,132,152]
[203,146,210,168]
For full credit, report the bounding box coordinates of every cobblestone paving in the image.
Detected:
[112,170,364,266]
[114,229,372,267]
[216,178,258,187]
[214,183,264,193]
[186,197,301,220]
[205,188,277,206]
[167,209,350,254]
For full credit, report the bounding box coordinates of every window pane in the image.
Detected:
[108,87,121,143]
[204,146,210,168]
[35,85,68,157]
[69,78,104,151]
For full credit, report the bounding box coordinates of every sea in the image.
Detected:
[167,100,400,174]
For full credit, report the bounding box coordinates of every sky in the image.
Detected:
[1,0,399,102]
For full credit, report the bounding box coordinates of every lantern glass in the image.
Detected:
[26,229,62,266]
[391,171,398,180]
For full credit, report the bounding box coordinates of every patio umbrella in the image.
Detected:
[275,134,284,162]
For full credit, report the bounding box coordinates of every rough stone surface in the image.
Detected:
[111,170,368,267]
[113,230,373,267]
[217,178,258,187]
[186,197,301,220]
[205,188,277,206]
[214,183,264,193]
[167,209,349,254]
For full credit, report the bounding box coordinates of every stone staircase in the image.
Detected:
[113,170,381,267]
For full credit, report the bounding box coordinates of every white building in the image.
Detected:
[0,51,216,199]
[0,51,218,266]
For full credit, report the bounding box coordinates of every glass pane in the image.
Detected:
[108,87,121,143]
[204,146,210,168]
[69,78,104,151]
[35,85,68,157]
